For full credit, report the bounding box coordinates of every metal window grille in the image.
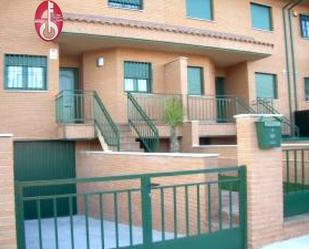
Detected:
[108,0,143,10]
[4,54,47,90]
[124,61,151,93]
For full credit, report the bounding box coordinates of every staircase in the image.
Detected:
[117,124,144,152]
[127,93,160,152]
[56,90,147,152]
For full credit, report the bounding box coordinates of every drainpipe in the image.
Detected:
[282,1,295,133]
[288,0,304,112]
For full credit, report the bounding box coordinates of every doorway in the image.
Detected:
[59,68,80,123]
[215,77,228,122]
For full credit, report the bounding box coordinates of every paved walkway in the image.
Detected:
[262,235,309,249]
[25,215,175,249]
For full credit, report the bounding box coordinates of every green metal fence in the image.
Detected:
[127,93,159,152]
[253,98,300,137]
[56,90,120,151]
[15,166,247,249]
[187,95,254,122]
[131,93,183,123]
[283,148,309,217]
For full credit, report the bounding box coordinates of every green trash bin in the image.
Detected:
[256,117,282,149]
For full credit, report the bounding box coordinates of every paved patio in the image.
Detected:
[261,235,309,249]
[25,215,175,249]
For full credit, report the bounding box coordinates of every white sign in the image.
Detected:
[49,48,58,60]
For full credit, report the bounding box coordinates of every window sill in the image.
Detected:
[252,28,274,33]
[186,16,215,23]
[108,5,144,12]
[4,90,48,93]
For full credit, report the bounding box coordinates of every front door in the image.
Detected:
[59,68,79,122]
[215,77,225,96]
[215,77,227,122]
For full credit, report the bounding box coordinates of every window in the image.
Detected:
[108,0,143,10]
[255,73,277,99]
[250,3,273,31]
[4,54,47,90]
[300,15,309,38]
[124,61,151,92]
[186,0,213,20]
[305,78,309,101]
[188,66,204,95]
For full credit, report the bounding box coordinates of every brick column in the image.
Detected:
[235,115,283,249]
[181,121,199,152]
[164,57,188,120]
[0,134,17,249]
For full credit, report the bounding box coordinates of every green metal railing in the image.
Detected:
[283,148,309,217]
[15,166,247,249]
[55,90,94,123]
[253,98,300,137]
[131,93,183,123]
[187,95,255,122]
[56,90,120,150]
[127,93,159,152]
[93,92,120,151]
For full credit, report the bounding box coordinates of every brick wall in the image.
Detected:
[76,143,222,234]
[0,1,308,139]
[236,114,284,249]
[0,134,17,249]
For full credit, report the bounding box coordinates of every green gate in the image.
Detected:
[16,166,247,249]
[283,148,309,217]
[14,141,76,219]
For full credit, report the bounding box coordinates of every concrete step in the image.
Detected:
[118,124,131,131]
[120,137,137,143]
[120,142,141,150]
[120,148,145,152]
[113,124,145,152]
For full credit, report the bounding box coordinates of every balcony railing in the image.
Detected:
[131,93,183,123]
[187,95,254,122]
[55,90,94,124]
[56,90,120,150]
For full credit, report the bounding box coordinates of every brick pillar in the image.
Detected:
[164,57,188,120]
[178,57,188,121]
[235,115,283,249]
[181,121,199,152]
[0,134,17,249]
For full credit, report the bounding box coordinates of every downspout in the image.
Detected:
[282,1,295,134]
[288,0,304,112]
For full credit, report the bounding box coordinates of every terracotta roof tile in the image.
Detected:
[63,13,274,48]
